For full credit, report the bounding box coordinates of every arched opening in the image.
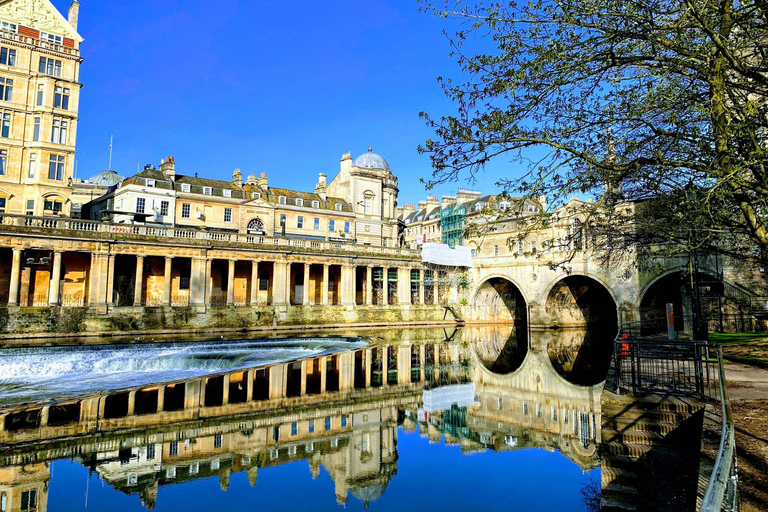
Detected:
[247,218,265,235]
[545,276,618,385]
[640,270,724,335]
[42,194,67,216]
[473,277,528,327]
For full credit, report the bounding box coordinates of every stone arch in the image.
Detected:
[543,274,619,330]
[467,324,529,375]
[246,217,265,235]
[471,275,528,326]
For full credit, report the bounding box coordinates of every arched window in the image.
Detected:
[362,191,374,215]
[247,218,265,234]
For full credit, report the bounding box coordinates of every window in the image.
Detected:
[36,85,43,106]
[523,401,529,415]
[0,197,6,214]
[48,154,64,180]
[39,57,62,77]
[0,21,17,33]
[494,245,499,256]
[214,434,223,448]
[314,218,319,231]
[43,199,62,213]
[324,417,331,430]
[364,196,372,215]
[40,31,62,45]
[224,207,232,223]
[160,200,169,216]
[166,467,176,479]
[223,189,231,198]
[297,215,303,228]
[181,203,190,218]
[471,248,478,258]
[1,112,9,137]
[146,179,155,187]
[52,118,68,144]
[344,221,350,233]
[181,183,190,192]
[146,444,156,460]
[203,186,212,195]
[25,199,34,216]
[189,463,199,475]
[252,192,261,199]
[169,441,178,456]
[278,196,286,204]
[1,491,6,512]
[311,200,319,208]
[0,149,6,175]
[296,198,303,207]
[0,77,12,101]
[280,213,286,227]
[551,406,557,421]
[308,419,315,433]
[259,271,269,290]
[54,86,69,109]
[527,204,536,212]
[531,241,537,253]
[33,116,40,140]
[136,197,146,214]
[335,203,342,211]
[20,489,37,512]
[329,219,335,232]
[272,426,279,442]
[517,241,523,254]
[291,422,298,436]
[28,153,36,178]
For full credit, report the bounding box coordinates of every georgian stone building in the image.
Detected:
[0,0,82,217]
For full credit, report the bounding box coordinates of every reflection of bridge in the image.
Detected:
[0,327,608,510]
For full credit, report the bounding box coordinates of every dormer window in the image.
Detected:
[296,198,303,207]
[279,196,286,204]
[146,179,155,188]
[527,204,536,212]
[475,202,485,211]
[252,192,261,199]
[223,189,232,198]
[311,200,319,208]
[181,184,190,193]
[0,21,17,33]
[40,32,62,45]
[203,186,212,195]
[499,201,510,211]
[335,204,342,211]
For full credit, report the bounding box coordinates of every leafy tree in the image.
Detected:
[418,0,768,265]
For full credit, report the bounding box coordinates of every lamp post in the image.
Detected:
[685,183,708,341]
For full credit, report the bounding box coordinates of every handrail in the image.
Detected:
[700,346,739,512]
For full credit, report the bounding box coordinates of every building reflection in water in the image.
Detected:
[0,326,605,510]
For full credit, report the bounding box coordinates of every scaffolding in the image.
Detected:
[440,203,468,248]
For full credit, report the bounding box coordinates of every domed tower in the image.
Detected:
[326,146,400,247]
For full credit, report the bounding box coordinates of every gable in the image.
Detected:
[0,0,83,42]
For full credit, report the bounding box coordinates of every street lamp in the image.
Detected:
[685,182,708,341]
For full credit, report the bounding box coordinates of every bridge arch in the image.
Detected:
[471,275,528,326]
[542,274,619,332]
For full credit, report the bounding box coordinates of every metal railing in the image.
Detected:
[613,339,718,400]
[0,213,419,259]
[701,346,739,512]
[621,313,763,338]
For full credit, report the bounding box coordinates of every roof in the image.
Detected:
[266,187,353,213]
[353,147,390,171]
[85,169,123,187]
[121,169,173,190]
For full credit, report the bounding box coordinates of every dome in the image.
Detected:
[86,169,123,187]
[353,146,389,170]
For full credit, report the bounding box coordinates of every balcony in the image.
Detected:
[0,29,79,58]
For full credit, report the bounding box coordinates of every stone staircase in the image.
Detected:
[601,391,705,512]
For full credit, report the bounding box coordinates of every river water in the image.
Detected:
[0,327,604,511]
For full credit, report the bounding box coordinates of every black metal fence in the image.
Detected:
[621,313,764,339]
[613,339,719,401]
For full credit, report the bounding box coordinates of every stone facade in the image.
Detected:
[0,0,82,217]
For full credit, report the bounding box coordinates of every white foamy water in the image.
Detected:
[0,337,367,405]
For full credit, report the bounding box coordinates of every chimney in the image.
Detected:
[159,156,175,181]
[441,195,457,207]
[232,168,242,187]
[68,1,80,31]
[340,152,352,174]
[418,200,427,211]
[315,173,327,200]
[258,172,268,188]
[426,196,439,206]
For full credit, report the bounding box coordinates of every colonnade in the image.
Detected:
[1,247,454,309]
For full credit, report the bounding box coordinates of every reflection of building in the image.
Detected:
[0,0,82,217]
[0,463,49,512]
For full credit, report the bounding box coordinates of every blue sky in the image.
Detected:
[53,0,516,206]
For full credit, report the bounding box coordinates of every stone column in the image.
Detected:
[106,254,116,306]
[398,267,411,305]
[48,251,62,306]
[227,260,235,306]
[127,391,136,416]
[246,370,254,401]
[300,360,308,395]
[381,346,389,386]
[320,356,327,393]
[302,264,310,305]
[8,248,22,305]
[205,258,213,304]
[163,256,173,306]
[366,266,373,305]
[419,271,425,305]
[419,345,426,382]
[222,374,230,405]
[157,386,165,412]
[341,265,355,306]
[250,261,259,306]
[365,348,372,387]
[133,256,144,306]
[272,261,288,306]
[190,257,206,308]
[433,274,439,305]
[322,264,329,306]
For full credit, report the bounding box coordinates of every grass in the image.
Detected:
[709,332,768,368]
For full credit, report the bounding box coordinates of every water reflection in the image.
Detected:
[0,327,606,511]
